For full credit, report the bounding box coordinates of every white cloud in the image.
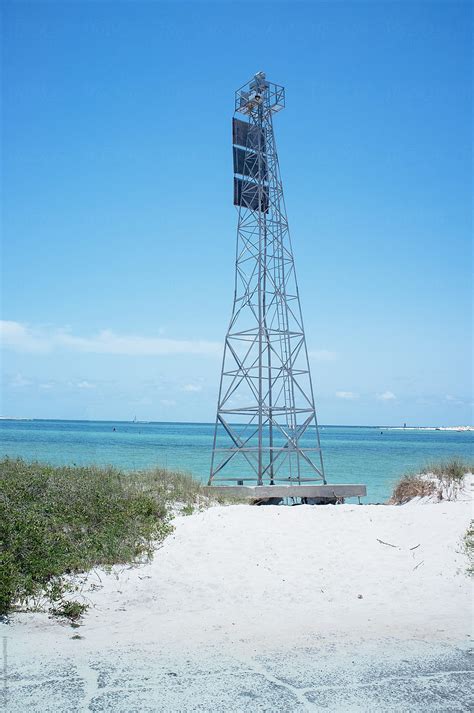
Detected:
[445,394,464,405]
[377,391,397,401]
[10,373,32,388]
[1,321,50,353]
[181,383,202,392]
[160,399,176,407]
[336,391,359,400]
[76,380,96,390]
[308,349,338,362]
[39,383,53,390]
[0,320,221,357]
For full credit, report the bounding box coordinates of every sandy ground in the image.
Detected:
[2,486,473,711]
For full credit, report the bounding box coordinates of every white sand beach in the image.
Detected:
[3,479,473,711]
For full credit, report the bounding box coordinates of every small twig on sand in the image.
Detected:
[409,544,421,551]
[413,561,424,571]
[377,538,398,548]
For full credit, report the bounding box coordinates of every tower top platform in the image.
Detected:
[235,71,285,116]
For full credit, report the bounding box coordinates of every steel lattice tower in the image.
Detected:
[209,72,326,487]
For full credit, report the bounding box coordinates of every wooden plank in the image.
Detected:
[204,484,367,499]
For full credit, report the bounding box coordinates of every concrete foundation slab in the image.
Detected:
[205,484,367,499]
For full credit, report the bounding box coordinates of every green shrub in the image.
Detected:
[0,458,173,617]
[50,600,89,621]
[0,457,245,617]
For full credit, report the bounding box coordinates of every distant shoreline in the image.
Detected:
[386,425,474,432]
[0,416,473,431]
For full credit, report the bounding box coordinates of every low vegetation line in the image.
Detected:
[2,456,471,619]
[0,457,236,620]
[389,457,473,505]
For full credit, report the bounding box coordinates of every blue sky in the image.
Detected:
[1,0,472,425]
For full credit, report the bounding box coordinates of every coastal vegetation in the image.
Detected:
[0,457,235,620]
[1,456,472,619]
[389,458,473,505]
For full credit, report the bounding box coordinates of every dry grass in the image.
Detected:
[419,458,473,483]
[389,475,437,505]
[389,458,473,505]
[128,467,245,509]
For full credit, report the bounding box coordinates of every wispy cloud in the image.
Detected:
[1,322,50,354]
[376,390,397,401]
[336,391,359,400]
[160,399,176,407]
[181,383,202,393]
[10,373,32,388]
[445,394,464,405]
[76,380,96,390]
[0,320,221,357]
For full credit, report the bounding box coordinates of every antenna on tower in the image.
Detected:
[208,71,328,489]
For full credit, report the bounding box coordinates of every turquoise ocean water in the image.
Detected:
[1,419,472,503]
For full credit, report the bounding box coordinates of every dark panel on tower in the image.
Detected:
[232,118,248,147]
[233,178,269,213]
[233,147,267,181]
[232,118,265,151]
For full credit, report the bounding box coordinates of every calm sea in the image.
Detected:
[1,419,472,503]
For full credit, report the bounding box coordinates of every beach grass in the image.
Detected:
[418,457,472,482]
[389,457,473,505]
[0,457,237,619]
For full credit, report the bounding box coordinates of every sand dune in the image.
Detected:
[3,482,473,711]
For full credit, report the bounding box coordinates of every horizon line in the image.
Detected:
[1,417,472,430]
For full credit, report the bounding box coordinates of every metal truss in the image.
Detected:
[209,72,326,486]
